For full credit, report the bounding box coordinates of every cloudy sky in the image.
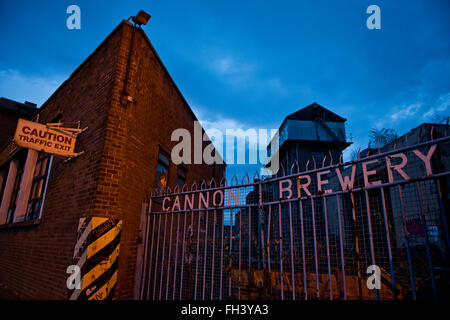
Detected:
[0,0,449,179]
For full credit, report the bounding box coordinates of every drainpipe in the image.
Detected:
[121,18,137,107]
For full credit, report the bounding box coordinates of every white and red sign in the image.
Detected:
[14,118,78,157]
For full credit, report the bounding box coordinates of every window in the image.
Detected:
[0,147,53,225]
[1,150,27,224]
[6,167,23,224]
[155,149,170,189]
[0,114,61,225]
[176,166,187,187]
[25,152,52,221]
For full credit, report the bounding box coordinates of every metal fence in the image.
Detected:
[138,136,450,300]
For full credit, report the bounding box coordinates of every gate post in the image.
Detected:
[133,201,150,299]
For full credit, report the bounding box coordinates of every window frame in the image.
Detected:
[0,150,53,226]
[6,166,23,224]
[25,152,53,221]
[155,148,170,190]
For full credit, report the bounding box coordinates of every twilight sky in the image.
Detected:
[0,0,449,179]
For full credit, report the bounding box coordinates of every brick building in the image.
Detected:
[0,97,37,150]
[0,19,225,299]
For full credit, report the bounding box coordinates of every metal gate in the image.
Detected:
[137,135,450,300]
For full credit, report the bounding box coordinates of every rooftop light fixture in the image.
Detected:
[130,10,151,27]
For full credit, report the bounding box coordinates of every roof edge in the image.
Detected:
[36,20,133,116]
[131,24,200,122]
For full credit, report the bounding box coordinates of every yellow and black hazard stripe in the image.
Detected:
[68,217,122,300]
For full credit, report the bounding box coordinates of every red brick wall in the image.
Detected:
[0,22,122,299]
[0,21,224,299]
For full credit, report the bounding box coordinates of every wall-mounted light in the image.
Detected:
[131,10,151,26]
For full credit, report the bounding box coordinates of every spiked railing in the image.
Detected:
[139,125,450,300]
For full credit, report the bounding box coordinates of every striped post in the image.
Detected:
[68,216,122,300]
